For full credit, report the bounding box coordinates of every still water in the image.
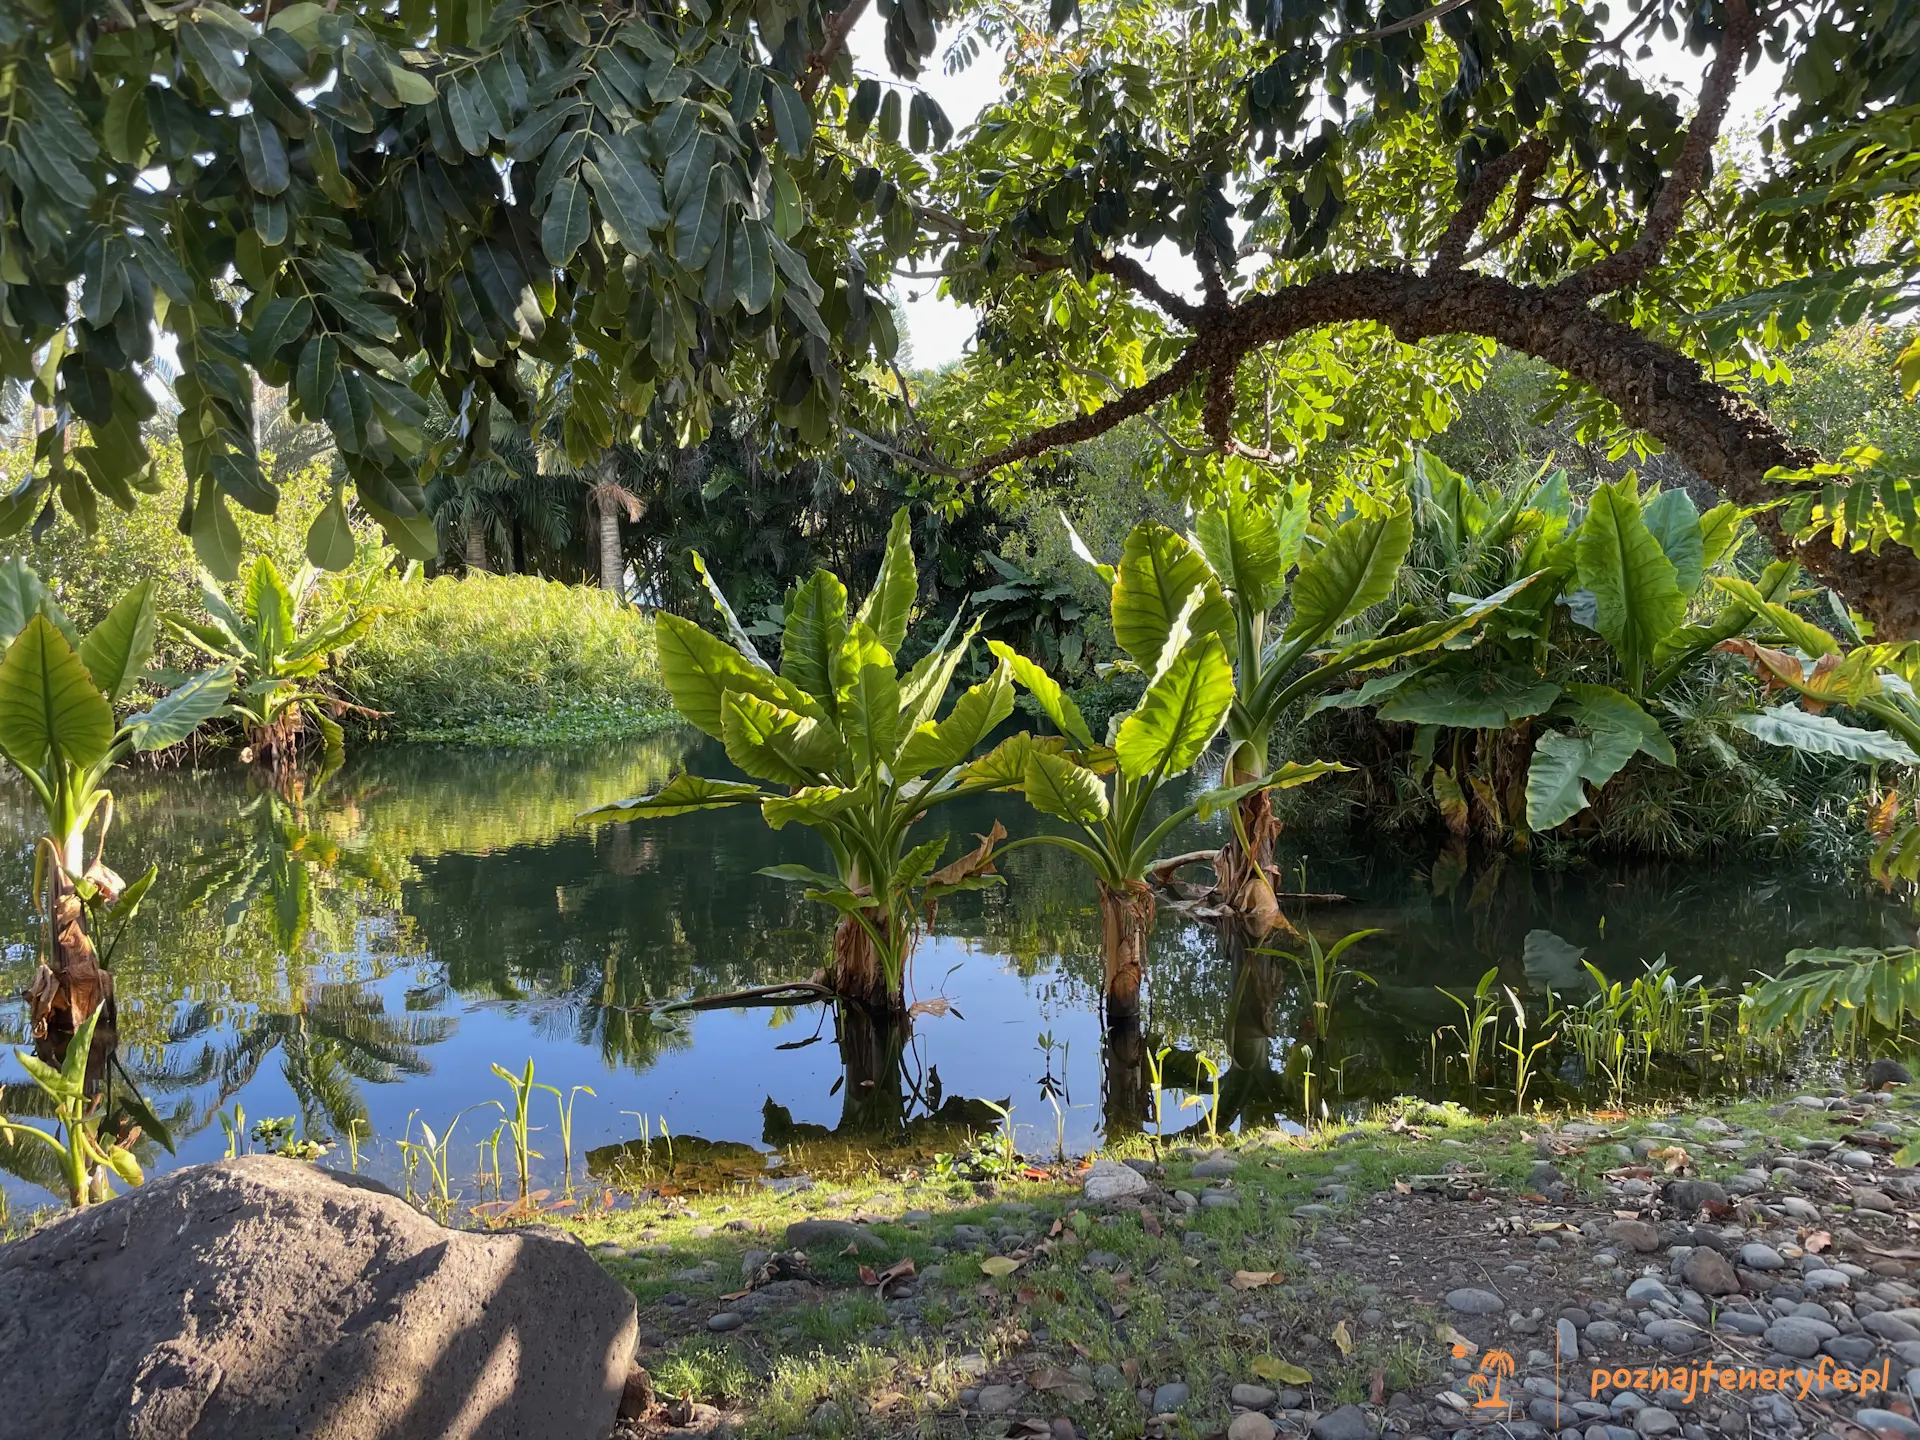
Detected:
[0,732,1908,1207]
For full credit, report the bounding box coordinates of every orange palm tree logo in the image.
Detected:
[1454,1346,1515,1409]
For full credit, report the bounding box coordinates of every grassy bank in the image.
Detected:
[338,573,678,746]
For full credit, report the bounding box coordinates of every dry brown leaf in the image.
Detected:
[1434,1323,1477,1357]
[1109,1302,1130,1319]
[1230,1270,1284,1290]
[1028,1368,1098,1403]
[1392,1181,1413,1194]
[1371,1368,1386,1406]
[906,996,953,1020]
[929,821,1007,886]
[1806,1230,1833,1254]
[1142,1211,1162,1238]
[1069,1340,1092,1359]
[1120,1358,1140,1381]
[1648,1145,1692,1173]
[1612,1209,1642,1221]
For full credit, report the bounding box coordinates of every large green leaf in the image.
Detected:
[896,660,1013,776]
[0,614,115,774]
[1111,522,1230,674]
[781,571,849,707]
[1284,503,1413,646]
[1697,502,1746,573]
[720,691,843,787]
[987,639,1094,748]
[956,731,1064,790]
[1376,669,1561,728]
[656,611,810,739]
[1020,747,1110,825]
[1194,489,1284,612]
[1731,704,1920,765]
[1114,634,1233,782]
[1652,559,1798,675]
[840,661,901,771]
[1642,488,1705,595]
[761,784,859,830]
[1713,576,1839,657]
[0,557,75,650]
[579,773,771,822]
[1191,760,1345,820]
[244,555,295,662]
[78,582,156,703]
[692,552,769,667]
[1559,682,1676,766]
[897,621,976,737]
[1576,476,1686,688]
[854,507,916,655]
[1525,731,1599,830]
[127,664,236,751]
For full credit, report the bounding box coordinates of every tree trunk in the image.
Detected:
[1214,786,1296,941]
[1101,1010,1150,1138]
[1096,878,1153,1026]
[598,504,622,594]
[831,910,905,1014]
[834,1003,908,1140]
[464,517,488,574]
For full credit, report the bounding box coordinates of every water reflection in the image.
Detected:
[0,732,1910,1206]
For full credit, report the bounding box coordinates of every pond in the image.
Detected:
[0,732,1908,1210]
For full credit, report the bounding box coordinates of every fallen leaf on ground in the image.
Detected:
[1252,1357,1312,1385]
[1611,1210,1642,1221]
[1231,1270,1283,1290]
[1049,1218,1064,1237]
[1121,1359,1140,1381]
[1028,1368,1097,1403]
[1069,1340,1092,1359]
[1371,1368,1386,1406]
[1109,1302,1129,1319]
[1434,1323,1477,1356]
[719,1288,751,1301]
[1332,1320,1354,1356]
[1015,1288,1038,1307]
[1011,1420,1052,1437]
[1648,1145,1692,1173]
[869,1392,907,1413]
[1142,1211,1162,1237]
[981,1255,1024,1277]
[1184,1256,1202,1269]
[1806,1230,1833,1254]
[1392,1181,1412,1194]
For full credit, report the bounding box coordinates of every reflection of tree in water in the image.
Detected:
[123,979,454,1142]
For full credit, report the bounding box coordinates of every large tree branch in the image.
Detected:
[1431,137,1549,271]
[801,0,873,101]
[1555,0,1759,300]
[962,265,1920,637]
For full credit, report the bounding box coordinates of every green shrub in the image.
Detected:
[338,573,675,746]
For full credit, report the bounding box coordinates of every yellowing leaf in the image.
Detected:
[980,1255,1023,1277]
[1230,1270,1283,1290]
[1332,1319,1354,1356]
[1252,1357,1312,1385]
[1434,1323,1477,1357]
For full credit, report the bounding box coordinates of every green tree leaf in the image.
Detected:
[781,570,849,707]
[1525,731,1595,830]
[578,773,771,821]
[305,493,357,572]
[1642,488,1705,594]
[1021,747,1109,825]
[987,639,1094,748]
[1111,522,1230,674]
[897,660,1013,775]
[840,660,901,771]
[656,611,799,739]
[720,690,841,787]
[854,507,916,655]
[1731,704,1920,765]
[542,170,592,267]
[1377,669,1562,728]
[0,557,76,650]
[127,664,236,752]
[1194,488,1285,612]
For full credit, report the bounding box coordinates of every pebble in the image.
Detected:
[1680,1250,1740,1297]
[1625,1278,1676,1305]
[1230,1414,1278,1440]
[1844,1151,1879,1170]
[1607,1221,1662,1254]
[1233,1384,1279,1409]
[1310,1404,1378,1440]
[1447,1288,1506,1315]
[978,1385,1022,1414]
[1558,1318,1580,1357]
[1633,1406,1681,1436]
[707,1312,744,1332]
[1766,1316,1838,1358]
[1082,1160,1152,1203]
[902,1208,932,1224]
[1192,1157,1237,1178]
[1857,1188,1900,1213]
[1740,1243,1786,1271]
[1200,1191,1239,1209]
[1153,1382,1190,1412]
[1804,1269,1852,1292]
[1856,1411,1920,1440]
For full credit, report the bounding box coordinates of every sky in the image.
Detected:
[841,11,1789,369]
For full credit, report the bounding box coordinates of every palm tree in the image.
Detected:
[585,458,644,596]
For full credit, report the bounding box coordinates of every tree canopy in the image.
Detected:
[6,0,1920,626]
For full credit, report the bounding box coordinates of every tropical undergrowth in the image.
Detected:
[336,572,676,746]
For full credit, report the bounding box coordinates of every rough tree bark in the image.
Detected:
[463,518,488,575]
[597,505,622,594]
[831,910,906,1014]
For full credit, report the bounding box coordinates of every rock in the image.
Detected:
[1804,1269,1852,1292]
[1867,1312,1920,1344]
[1447,1288,1506,1315]
[706,1312,744,1332]
[1082,1160,1152,1204]
[977,1384,1020,1414]
[1741,1244,1786,1271]
[1843,1151,1879,1171]
[811,1399,844,1432]
[1715,1310,1767,1336]
[1765,1316,1838,1358]
[1192,1157,1237,1178]
[1231,1413,1280,1440]
[902,1208,933,1224]
[1822,1335,1879,1367]
[1293,1204,1336,1220]
[784,1219,886,1254]
[1633,1408,1680,1437]
[619,1364,656,1421]
[1531,1161,1566,1189]
[0,1157,635,1440]
[1871,1059,1915,1089]
[1234,1384,1280,1409]
[1664,1180,1727,1216]
[1310,1403,1379,1440]
[1680,1249,1741,1296]
[1857,1188,1899,1213]
[1626,1278,1677,1305]
[1558,1318,1581,1357]
[1607,1221,1663,1253]
[1586,1321,1623,1344]
[1153,1382,1191,1412]
[1200,1191,1240,1209]
[1858,1410,1920,1439]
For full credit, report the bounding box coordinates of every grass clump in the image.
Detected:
[337,573,676,746]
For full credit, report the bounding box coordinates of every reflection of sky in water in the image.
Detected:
[0,732,1909,1205]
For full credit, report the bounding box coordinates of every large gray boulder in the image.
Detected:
[0,1156,636,1440]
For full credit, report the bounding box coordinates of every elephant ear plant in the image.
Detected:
[580,510,1028,1013]
[0,560,236,1057]
[165,556,381,773]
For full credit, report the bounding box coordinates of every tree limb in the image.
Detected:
[801,0,873,101]
[1555,0,1759,300]
[1340,0,1480,44]
[965,348,1206,474]
[849,428,966,479]
[1065,363,1212,456]
[1431,136,1549,271]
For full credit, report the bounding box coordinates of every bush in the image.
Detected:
[338,573,675,746]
